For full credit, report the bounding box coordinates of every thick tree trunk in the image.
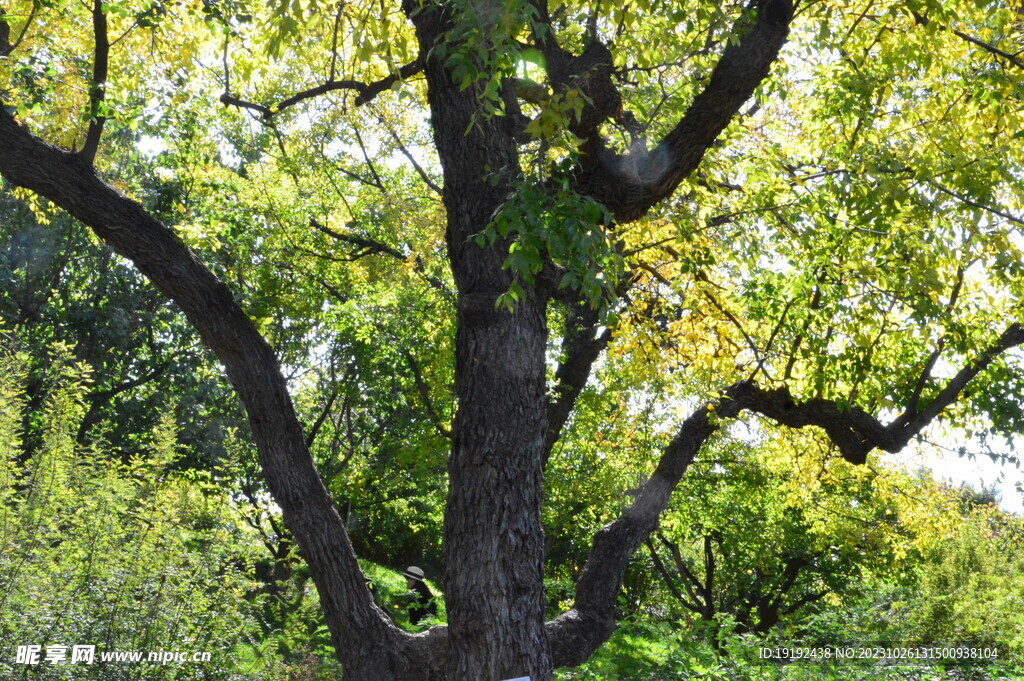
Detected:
[445,294,551,681]
[409,8,553,680]
[438,106,554,681]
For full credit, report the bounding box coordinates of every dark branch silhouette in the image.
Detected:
[80,0,109,163]
[220,58,424,119]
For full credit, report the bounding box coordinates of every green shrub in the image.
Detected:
[0,346,271,680]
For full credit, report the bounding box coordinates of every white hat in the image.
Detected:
[402,566,425,581]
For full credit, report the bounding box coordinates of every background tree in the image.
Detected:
[0,193,247,464]
[642,434,962,638]
[1,0,1023,679]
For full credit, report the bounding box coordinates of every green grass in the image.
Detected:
[555,623,1024,681]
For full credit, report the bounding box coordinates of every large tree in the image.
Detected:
[1,0,1022,678]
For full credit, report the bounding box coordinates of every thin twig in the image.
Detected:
[930,180,1024,228]
[913,10,1024,71]
[370,106,442,195]
[403,350,452,439]
[220,58,424,119]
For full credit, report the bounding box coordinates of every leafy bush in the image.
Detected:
[0,346,272,680]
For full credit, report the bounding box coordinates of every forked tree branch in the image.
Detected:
[547,391,726,666]
[644,538,703,614]
[548,321,1024,666]
[659,531,707,609]
[567,0,793,223]
[305,389,340,448]
[890,324,1024,436]
[0,6,38,59]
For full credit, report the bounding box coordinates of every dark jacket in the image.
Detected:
[408,581,437,625]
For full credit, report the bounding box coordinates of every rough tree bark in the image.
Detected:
[10,0,1014,679]
[405,2,553,676]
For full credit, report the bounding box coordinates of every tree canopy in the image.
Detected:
[1,0,1023,678]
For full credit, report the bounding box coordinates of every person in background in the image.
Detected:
[402,565,437,625]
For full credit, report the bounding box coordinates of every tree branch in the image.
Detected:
[0,105,431,675]
[544,301,612,463]
[310,218,407,260]
[351,125,387,190]
[404,349,452,439]
[80,0,109,163]
[703,533,716,612]
[547,320,1024,667]
[658,532,705,608]
[547,395,731,667]
[771,554,808,609]
[890,323,1024,438]
[328,1,345,81]
[0,8,11,56]
[76,361,172,444]
[912,10,1024,72]
[220,58,424,119]
[305,389,340,448]
[780,589,827,616]
[644,538,703,614]
[370,106,444,195]
[570,0,793,223]
[0,5,38,58]
[308,217,453,300]
[697,276,765,373]
[904,266,964,415]
[731,323,1024,464]
[928,179,1024,229]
